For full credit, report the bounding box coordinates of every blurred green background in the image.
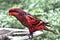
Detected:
[0,0,60,40]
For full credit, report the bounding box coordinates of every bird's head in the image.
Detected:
[9,8,24,16]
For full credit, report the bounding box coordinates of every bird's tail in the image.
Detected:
[44,28,57,34]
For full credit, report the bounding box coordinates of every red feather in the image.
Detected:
[9,8,56,38]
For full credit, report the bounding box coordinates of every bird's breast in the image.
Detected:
[16,16,30,27]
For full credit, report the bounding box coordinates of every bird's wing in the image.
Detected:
[25,15,43,27]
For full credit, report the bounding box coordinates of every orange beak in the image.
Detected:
[9,13,13,16]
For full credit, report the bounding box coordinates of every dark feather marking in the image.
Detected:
[9,10,20,13]
[32,20,40,26]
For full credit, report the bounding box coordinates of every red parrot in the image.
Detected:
[9,8,56,38]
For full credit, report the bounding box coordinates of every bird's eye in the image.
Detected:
[9,10,20,13]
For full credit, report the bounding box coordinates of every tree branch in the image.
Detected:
[0,28,43,40]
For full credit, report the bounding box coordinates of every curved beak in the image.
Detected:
[9,13,13,16]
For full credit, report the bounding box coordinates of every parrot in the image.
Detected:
[8,8,56,38]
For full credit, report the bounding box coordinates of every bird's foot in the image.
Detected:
[27,34,33,39]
